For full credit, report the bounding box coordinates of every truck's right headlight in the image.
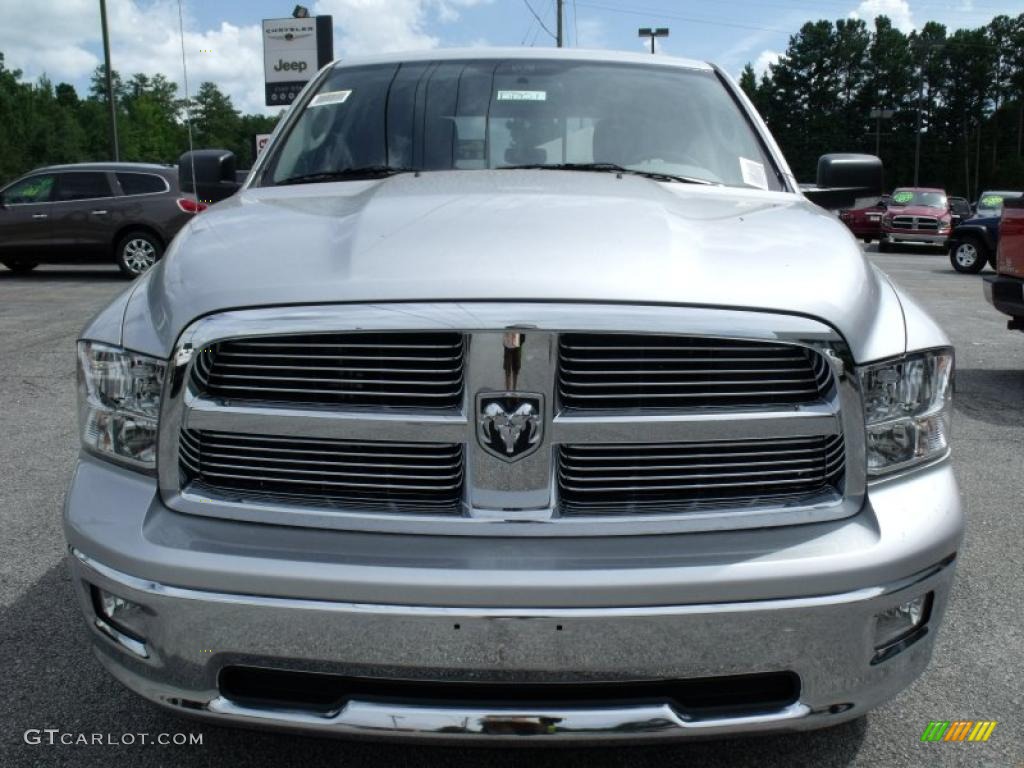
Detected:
[77,341,166,471]
[858,348,953,476]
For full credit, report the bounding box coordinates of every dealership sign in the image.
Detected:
[254,133,273,159]
[262,15,333,107]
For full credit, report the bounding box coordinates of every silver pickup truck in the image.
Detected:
[65,48,961,743]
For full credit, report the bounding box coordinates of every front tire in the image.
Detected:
[115,231,163,278]
[949,238,986,274]
[1,260,39,274]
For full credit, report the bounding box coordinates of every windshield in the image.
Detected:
[263,58,781,190]
[976,191,1022,217]
[889,189,947,209]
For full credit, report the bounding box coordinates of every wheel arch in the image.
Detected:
[951,225,992,254]
[112,223,166,253]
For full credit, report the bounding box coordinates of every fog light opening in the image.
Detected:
[89,584,149,658]
[871,592,933,664]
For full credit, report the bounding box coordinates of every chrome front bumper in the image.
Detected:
[883,231,948,246]
[64,448,963,743]
[68,549,957,743]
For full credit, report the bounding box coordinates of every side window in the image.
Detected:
[117,173,167,196]
[2,174,56,204]
[54,172,113,202]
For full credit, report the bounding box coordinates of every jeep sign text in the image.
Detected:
[273,59,308,73]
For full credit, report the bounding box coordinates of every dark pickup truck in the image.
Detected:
[948,191,1023,273]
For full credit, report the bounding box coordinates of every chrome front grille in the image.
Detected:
[558,334,832,409]
[891,215,938,231]
[559,435,844,515]
[160,303,863,536]
[179,429,464,513]
[193,332,465,409]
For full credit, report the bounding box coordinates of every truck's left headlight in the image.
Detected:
[77,341,166,470]
[859,348,953,476]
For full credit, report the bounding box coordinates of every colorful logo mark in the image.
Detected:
[921,721,997,742]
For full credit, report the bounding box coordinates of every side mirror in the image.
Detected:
[178,149,241,204]
[803,153,883,210]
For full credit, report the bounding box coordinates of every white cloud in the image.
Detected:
[848,0,915,33]
[0,0,486,114]
[0,0,101,80]
[0,0,270,112]
[314,0,487,55]
[754,49,781,77]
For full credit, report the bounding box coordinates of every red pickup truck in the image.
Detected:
[983,197,1024,331]
[838,195,888,242]
[879,187,953,252]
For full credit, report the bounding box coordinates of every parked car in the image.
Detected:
[975,189,1021,218]
[947,191,1023,273]
[838,194,889,242]
[879,187,952,252]
[0,162,206,277]
[948,196,971,226]
[983,196,1024,329]
[65,49,960,743]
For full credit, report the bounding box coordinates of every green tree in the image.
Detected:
[121,72,185,162]
[189,81,241,151]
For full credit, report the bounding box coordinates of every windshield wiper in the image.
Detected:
[275,166,416,186]
[500,162,718,186]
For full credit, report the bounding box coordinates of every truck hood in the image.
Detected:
[123,170,905,362]
[886,204,946,217]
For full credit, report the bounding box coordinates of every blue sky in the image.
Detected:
[0,0,1019,114]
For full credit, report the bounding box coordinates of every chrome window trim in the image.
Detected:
[2,169,171,206]
[114,172,172,198]
[157,303,865,537]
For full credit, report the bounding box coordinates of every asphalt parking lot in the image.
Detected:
[1,251,1021,767]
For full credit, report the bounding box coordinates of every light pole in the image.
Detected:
[638,27,669,54]
[99,0,119,161]
[869,107,894,157]
[913,41,943,186]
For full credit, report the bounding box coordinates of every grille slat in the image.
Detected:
[180,429,464,513]
[558,334,832,409]
[559,435,844,515]
[558,388,821,400]
[194,332,465,409]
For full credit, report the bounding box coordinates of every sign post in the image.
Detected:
[263,15,333,107]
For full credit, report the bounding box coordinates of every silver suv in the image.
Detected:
[65,49,962,743]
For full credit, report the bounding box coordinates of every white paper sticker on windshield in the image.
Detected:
[496,90,547,101]
[739,157,768,190]
[309,89,352,107]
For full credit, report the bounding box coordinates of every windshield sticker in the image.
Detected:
[980,195,1004,207]
[309,90,352,107]
[496,90,547,101]
[739,157,768,190]
[891,191,914,204]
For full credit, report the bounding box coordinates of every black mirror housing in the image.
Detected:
[178,149,241,204]
[803,153,883,210]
